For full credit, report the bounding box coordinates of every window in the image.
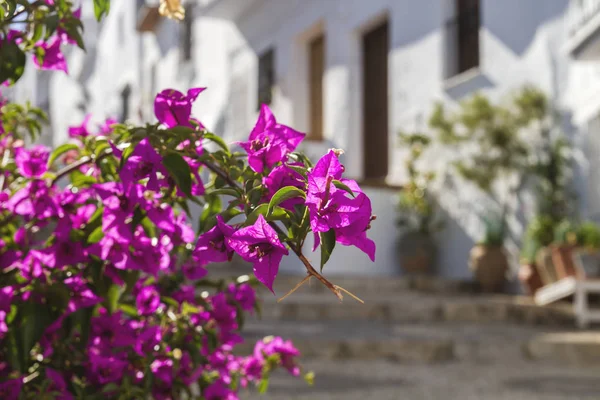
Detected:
[362,20,389,180]
[447,0,480,76]
[257,48,275,109]
[308,34,325,141]
[180,6,193,62]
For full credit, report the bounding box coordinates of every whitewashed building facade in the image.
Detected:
[25,0,600,281]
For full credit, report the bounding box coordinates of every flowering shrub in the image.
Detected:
[0,1,376,399]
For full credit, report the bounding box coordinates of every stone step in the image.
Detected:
[254,293,576,327]
[525,332,600,365]
[239,319,570,364]
[238,320,454,363]
[207,264,479,295]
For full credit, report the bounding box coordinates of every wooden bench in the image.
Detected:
[534,277,600,328]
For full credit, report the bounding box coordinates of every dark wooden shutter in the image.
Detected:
[120,85,131,122]
[456,0,480,74]
[308,34,325,141]
[180,6,193,61]
[362,21,389,180]
[257,48,275,109]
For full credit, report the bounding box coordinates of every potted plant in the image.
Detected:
[396,132,443,275]
[469,215,509,292]
[551,220,580,280]
[573,221,600,278]
[518,219,546,295]
[526,215,560,286]
[430,88,548,291]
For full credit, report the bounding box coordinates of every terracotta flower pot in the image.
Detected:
[551,245,580,279]
[518,263,543,295]
[397,231,436,275]
[573,248,600,278]
[469,245,509,292]
[535,246,558,285]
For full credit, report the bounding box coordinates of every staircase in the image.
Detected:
[198,263,600,365]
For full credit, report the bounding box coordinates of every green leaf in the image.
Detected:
[163,152,193,197]
[167,126,196,136]
[6,304,17,324]
[21,302,51,368]
[286,164,308,177]
[267,186,306,216]
[70,170,97,186]
[319,229,336,271]
[0,41,26,85]
[304,371,315,386]
[209,188,241,198]
[203,132,230,154]
[87,226,104,244]
[106,284,124,314]
[118,304,138,317]
[258,377,269,394]
[332,180,356,198]
[93,0,111,21]
[6,330,21,373]
[48,143,79,166]
[199,194,221,233]
[246,204,290,225]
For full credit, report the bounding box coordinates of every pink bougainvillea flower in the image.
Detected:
[0,378,23,400]
[192,215,235,266]
[68,114,92,137]
[226,215,288,292]
[14,145,49,177]
[46,368,74,400]
[0,286,14,339]
[136,286,161,316]
[120,138,167,191]
[209,293,238,334]
[33,36,68,74]
[6,180,59,220]
[154,87,205,128]
[262,164,306,210]
[228,283,256,311]
[87,353,128,385]
[238,104,305,173]
[305,150,376,261]
[254,336,300,376]
[99,117,118,135]
[64,275,101,313]
[203,379,237,400]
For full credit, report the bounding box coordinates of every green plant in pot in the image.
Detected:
[469,214,510,292]
[396,132,443,275]
[550,220,581,280]
[521,215,555,293]
[573,222,600,278]
[429,87,549,291]
[525,215,560,286]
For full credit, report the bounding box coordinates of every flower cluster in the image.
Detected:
[0,2,376,398]
[0,1,83,84]
[0,82,375,398]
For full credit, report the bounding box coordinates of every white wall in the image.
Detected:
[196,0,573,280]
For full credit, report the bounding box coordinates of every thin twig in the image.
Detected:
[277,274,312,303]
[335,285,364,304]
[50,149,113,186]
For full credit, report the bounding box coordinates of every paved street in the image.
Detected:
[245,358,600,400]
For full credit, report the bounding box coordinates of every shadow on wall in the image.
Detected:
[483,0,569,56]
[434,205,475,280]
[444,71,495,100]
